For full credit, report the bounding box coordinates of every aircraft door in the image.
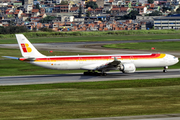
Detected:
[79,57,83,64]
[130,56,134,63]
[163,55,171,64]
[47,58,54,67]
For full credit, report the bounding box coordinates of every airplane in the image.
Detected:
[3,34,179,76]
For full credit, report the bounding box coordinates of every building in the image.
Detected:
[96,0,104,8]
[24,0,34,5]
[133,6,147,15]
[154,16,180,29]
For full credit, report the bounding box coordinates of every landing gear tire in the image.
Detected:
[163,66,168,73]
[101,73,107,76]
[83,72,89,75]
[83,71,99,76]
[83,71,107,76]
[163,69,167,73]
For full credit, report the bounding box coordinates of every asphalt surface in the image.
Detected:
[0,69,180,86]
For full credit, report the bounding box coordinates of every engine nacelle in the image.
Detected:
[119,63,136,73]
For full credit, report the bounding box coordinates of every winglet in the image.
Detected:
[107,57,121,66]
[114,57,119,61]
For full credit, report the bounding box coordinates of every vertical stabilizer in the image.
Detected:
[16,34,46,58]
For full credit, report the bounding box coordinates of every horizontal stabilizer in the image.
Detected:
[2,56,19,60]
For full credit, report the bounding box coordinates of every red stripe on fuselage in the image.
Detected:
[35,54,161,61]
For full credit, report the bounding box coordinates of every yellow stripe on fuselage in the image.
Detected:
[156,53,166,59]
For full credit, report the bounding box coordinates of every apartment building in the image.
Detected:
[154,16,180,29]
[54,4,71,13]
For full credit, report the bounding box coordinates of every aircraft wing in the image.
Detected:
[81,57,121,71]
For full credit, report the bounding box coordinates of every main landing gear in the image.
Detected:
[83,70,107,76]
[163,66,168,73]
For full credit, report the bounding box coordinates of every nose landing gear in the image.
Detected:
[163,66,168,73]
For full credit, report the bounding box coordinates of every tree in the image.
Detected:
[122,10,140,20]
[86,11,91,21]
[106,10,111,14]
[120,10,140,20]
[0,26,28,34]
[78,5,82,18]
[19,0,24,5]
[162,6,171,12]
[39,28,53,32]
[86,1,98,9]
[148,0,154,4]
[35,3,40,10]
[25,18,31,22]
[86,11,90,18]
[148,11,162,16]
[60,1,68,5]
[39,16,56,23]
[176,8,180,14]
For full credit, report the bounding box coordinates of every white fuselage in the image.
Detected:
[28,53,179,70]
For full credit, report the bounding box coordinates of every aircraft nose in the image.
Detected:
[176,57,179,63]
[174,57,179,64]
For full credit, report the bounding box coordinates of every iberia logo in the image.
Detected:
[21,43,32,52]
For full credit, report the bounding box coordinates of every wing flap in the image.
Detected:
[81,57,121,71]
[81,63,102,70]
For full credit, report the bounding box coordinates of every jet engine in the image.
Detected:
[119,63,136,73]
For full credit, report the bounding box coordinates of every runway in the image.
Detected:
[0,69,180,85]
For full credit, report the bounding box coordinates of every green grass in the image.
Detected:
[0,29,180,39]
[103,41,180,52]
[0,78,180,119]
[1,34,180,44]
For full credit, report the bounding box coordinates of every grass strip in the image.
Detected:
[103,41,180,52]
[0,78,180,120]
[1,78,180,91]
[0,29,179,38]
[1,33,180,44]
